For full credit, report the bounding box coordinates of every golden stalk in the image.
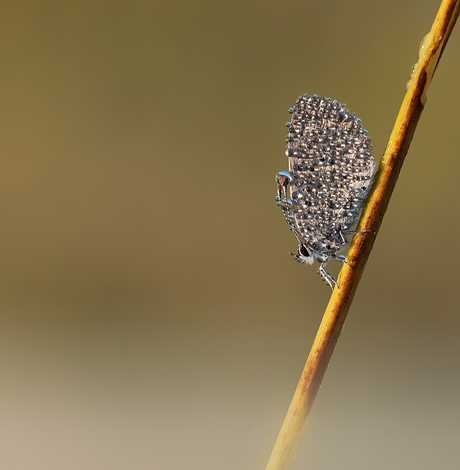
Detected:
[265,1,460,469]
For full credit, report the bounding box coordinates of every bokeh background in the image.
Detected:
[1,1,459,469]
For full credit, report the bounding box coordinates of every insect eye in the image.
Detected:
[299,245,310,257]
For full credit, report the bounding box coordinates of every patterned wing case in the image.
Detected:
[276,94,376,288]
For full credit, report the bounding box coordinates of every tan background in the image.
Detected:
[1,1,459,469]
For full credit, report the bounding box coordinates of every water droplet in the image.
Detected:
[275,171,292,185]
[276,198,293,211]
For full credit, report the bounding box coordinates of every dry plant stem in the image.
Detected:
[264,1,460,469]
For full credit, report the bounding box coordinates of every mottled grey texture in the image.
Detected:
[276,94,376,287]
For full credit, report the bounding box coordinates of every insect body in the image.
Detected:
[275,94,376,288]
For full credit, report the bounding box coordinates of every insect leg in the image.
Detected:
[343,229,375,236]
[318,264,337,290]
[330,254,351,268]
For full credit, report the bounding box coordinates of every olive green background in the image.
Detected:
[1,1,459,469]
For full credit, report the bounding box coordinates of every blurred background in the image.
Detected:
[1,1,459,469]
